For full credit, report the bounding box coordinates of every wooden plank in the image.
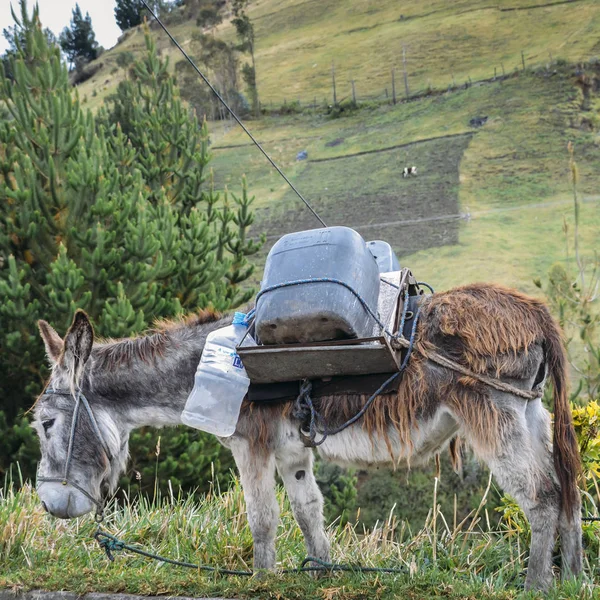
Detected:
[239,335,385,351]
[238,342,400,384]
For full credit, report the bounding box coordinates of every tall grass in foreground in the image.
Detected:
[1,475,599,599]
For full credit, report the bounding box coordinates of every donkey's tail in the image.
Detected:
[541,305,581,519]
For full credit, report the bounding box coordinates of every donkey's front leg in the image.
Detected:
[229,437,279,570]
[275,434,330,563]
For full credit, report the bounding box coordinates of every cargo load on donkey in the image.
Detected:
[181,226,422,439]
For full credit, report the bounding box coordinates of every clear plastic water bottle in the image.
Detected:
[181,312,255,437]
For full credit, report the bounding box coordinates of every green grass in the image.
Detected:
[2,479,599,599]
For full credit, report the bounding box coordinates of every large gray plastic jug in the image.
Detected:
[255,226,380,344]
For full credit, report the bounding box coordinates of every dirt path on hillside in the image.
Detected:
[347,194,600,234]
[308,132,474,163]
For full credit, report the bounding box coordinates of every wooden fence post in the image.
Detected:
[331,60,337,106]
[402,44,409,99]
[521,50,525,71]
[391,68,396,104]
[351,79,356,104]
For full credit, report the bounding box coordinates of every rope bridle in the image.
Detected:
[36,388,113,521]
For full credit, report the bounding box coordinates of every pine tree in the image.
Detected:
[0,1,262,491]
[101,30,261,309]
[1,2,56,80]
[231,0,259,116]
[114,0,145,32]
[59,4,98,66]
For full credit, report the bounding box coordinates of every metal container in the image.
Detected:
[367,240,401,273]
[255,226,380,344]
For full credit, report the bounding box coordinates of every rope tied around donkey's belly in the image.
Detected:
[420,348,543,401]
[295,304,421,447]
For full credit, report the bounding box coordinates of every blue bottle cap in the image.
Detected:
[232,311,249,326]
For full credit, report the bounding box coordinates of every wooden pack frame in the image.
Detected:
[237,268,419,386]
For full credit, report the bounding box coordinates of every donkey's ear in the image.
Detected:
[62,310,94,381]
[38,320,63,365]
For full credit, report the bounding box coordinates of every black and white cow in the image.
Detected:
[402,166,417,177]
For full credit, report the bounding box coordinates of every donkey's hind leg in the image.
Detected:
[558,501,583,579]
[275,433,330,564]
[525,398,582,580]
[464,396,560,591]
[229,437,279,570]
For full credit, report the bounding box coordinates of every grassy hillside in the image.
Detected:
[68,0,600,292]
[70,0,600,295]
[79,0,600,108]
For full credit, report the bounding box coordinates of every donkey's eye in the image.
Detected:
[42,419,55,432]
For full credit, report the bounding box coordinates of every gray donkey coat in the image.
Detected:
[33,284,582,591]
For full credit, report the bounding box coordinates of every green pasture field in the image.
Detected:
[207,67,599,295]
[2,480,599,600]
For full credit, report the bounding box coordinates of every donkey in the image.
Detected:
[33,283,582,591]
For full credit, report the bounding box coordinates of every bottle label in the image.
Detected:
[205,346,245,371]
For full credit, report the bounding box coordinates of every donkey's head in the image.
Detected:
[33,311,127,519]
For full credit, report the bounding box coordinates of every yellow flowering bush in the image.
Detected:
[498,401,600,542]
[571,400,600,481]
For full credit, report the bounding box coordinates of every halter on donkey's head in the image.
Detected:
[36,310,114,522]
[36,386,113,521]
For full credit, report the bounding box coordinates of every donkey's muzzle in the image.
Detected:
[37,481,95,519]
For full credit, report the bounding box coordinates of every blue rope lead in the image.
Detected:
[94,529,406,575]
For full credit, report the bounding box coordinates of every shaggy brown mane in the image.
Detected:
[94,309,222,369]
[417,283,553,374]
